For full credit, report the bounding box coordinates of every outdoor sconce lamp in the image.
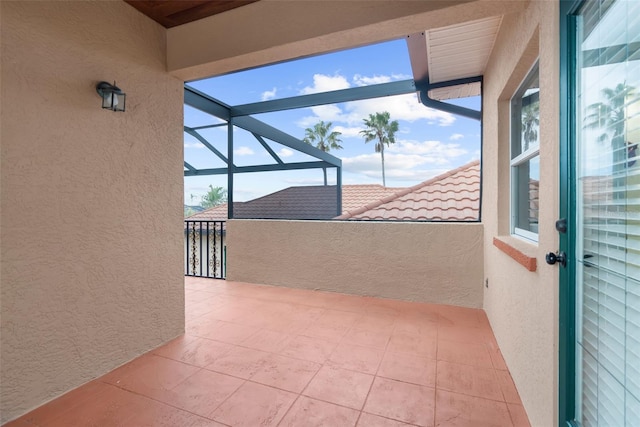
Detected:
[96,81,126,112]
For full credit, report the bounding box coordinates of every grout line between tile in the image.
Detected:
[103,378,235,425]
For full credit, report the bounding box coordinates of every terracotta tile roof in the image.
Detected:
[186,161,480,222]
[340,185,404,212]
[186,204,230,221]
[186,184,404,221]
[336,160,480,221]
[234,186,339,220]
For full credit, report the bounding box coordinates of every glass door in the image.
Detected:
[565,0,640,425]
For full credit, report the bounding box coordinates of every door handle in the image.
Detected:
[546,251,567,267]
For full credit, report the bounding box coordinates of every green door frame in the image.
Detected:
[559,0,582,425]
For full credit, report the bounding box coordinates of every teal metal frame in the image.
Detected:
[559,0,582,425]
[184,69,483,219]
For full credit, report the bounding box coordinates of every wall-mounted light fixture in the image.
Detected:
[96,81,126,112]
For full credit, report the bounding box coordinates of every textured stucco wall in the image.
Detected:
[227,220,484,308]
[0,1,184,423]
[168,0,526,81]
[481,1,560,426]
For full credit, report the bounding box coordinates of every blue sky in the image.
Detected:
[184,38,481,203]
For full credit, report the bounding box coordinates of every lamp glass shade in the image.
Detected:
[97,82,126,112]
[102,92,126,111]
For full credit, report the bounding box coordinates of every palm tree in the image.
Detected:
[584,83,636,196]
[200,185,227,208]
[360,111,399,187]
[522,101,539,151]
[585,83,634,146]
[303,121,343,185]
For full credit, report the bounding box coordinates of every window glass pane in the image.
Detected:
[513,155,539,235]
[511,64,540,157]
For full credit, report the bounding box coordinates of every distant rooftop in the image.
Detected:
[187,184,403,221]
[187,161,480,222]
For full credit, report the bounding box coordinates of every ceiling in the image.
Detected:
[124,0,259,28]
[409,16,502,100]
[130,0,503,103]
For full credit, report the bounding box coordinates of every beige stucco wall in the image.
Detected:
[0,1,184,423]
[227,220,484,308]
[482,1,560,426]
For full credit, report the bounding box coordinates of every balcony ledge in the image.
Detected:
[493,235,537,272]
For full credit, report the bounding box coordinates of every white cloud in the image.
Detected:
[343,95,455,126]
[341,139,469,183]
[353,73,412,86]
[342,152,454,182]
[333,125,363,138]
[278,148,294,158]
[388,140,468,159]
[300,74,350,95]
[297,105,344,127]
[261,87,277,101]
[184,142,205,149]
[450,133,464,140]
[295,73,455,128]
[234,146,255,156]
[297,93,456,128]
[284,178,330,185]
[353,74,392,86]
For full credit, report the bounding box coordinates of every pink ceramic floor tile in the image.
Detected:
[155,336,233,367]
[496,370,522,404]
[278,335,338,364]
[241,328,291,352]
[125,393,226,427]
[363,377,435,427]
[211,381,296,427]
[10,278,530,427]
[437,323,494,345]
[437,339,493,368]
[437,306,485,328]
[394,317,439,337]
[302,323,351,342]
[487,340,509,370]
[15,381,114,426]
[342,327,391,349]
[249,354,321,393]
[436,360,503,402]
[378,351,436,387]
[107,354,200,401]
[303,365,374,410]
[164,369,243,419]
[197,320,259,345]
[508,403,531,427]
[205,345,270,379]
[279,396,360,427]
[387,332,437,359]
[315,309,361,328]
[435,389,512,427]
[353,314,397,334]
[327,342,385,375]
[45,383,144,427]
[357,412,417,427]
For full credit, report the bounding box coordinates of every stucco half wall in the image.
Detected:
[227,220,484,308]
[0,1,184,423]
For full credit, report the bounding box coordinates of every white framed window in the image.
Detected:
[510,61,540,242]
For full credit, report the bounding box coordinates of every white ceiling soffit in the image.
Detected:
[424,15,502,100]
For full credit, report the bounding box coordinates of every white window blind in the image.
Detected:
[576,0,640,425]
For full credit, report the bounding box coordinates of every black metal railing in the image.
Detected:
[184,220,226,279]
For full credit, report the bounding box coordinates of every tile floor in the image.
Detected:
[8,278,531,427]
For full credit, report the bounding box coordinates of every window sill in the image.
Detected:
[493,235,537,272]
